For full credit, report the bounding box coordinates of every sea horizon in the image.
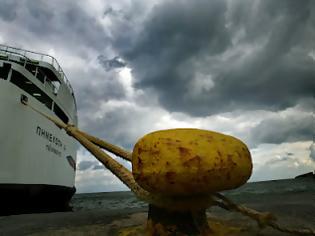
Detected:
[74,174,314,195]
[71,176,315,212]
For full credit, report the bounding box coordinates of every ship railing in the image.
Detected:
[0,44,74,94]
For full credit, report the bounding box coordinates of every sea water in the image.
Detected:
[70,178,315,212]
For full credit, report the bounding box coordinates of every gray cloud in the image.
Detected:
[103,7,114,17]
[0,0,109,52]
[0,0,18,22]
[310,143,315,162]
[78,160,105,171]
[252,158,313,181]
[92,165,105,170]
[77,81,125,110]
[78,160,95,171]
[250,112,313,145]
[76,172,128,193]
[103,6,126,19]
[265,156,292,166]
[98,55,126,71]
[111,0,315,116]
[78,103,154,149]
[68,65,128,132]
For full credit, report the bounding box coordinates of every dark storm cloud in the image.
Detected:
[0,0,18,22]
[0,0,109,51]
[98,55,126,71]
[113,0,315,116]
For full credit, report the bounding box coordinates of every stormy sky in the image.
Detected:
[1,0,314,193]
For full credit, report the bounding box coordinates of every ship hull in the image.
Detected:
[0,184,75,215]
[0,65,77,214]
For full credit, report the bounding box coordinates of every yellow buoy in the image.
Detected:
[132,128,252,196]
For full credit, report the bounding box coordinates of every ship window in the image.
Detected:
[36,68,46,83]
[25,63,37,76]
[10,70,53,109]
[53,104,69,124]
[0,63,11,80]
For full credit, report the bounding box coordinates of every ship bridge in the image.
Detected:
[0,44,74,97]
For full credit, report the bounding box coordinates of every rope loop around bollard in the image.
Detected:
[139,193,217,212]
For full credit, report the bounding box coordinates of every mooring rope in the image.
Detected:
[76,129,132,161]
[213,193,315,235]
[23,101,140,191]
[22,99,315,235]
[21,97,131,161]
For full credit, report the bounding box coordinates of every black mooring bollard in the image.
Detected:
[147,204,212,235]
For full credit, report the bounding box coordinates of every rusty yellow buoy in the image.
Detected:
[131,128,252,235]
[132,128,252,196]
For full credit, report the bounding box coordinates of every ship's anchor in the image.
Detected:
[21,95,315,235]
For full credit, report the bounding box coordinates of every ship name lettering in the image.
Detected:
[46,144,61,157]
[36,126,63,148]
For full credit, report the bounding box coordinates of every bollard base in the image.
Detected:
[117,209,246,236]
[146,204,211,236]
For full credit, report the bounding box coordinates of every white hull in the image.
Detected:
[0,80,77,187]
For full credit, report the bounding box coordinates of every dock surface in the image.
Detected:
[1,192,314,235]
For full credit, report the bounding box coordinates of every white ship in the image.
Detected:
[0,44,78,214]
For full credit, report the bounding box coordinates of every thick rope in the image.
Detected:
[76,129,132,162]
[213,193,315,235]
[22,100,131,161]
[24,103,139,191]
